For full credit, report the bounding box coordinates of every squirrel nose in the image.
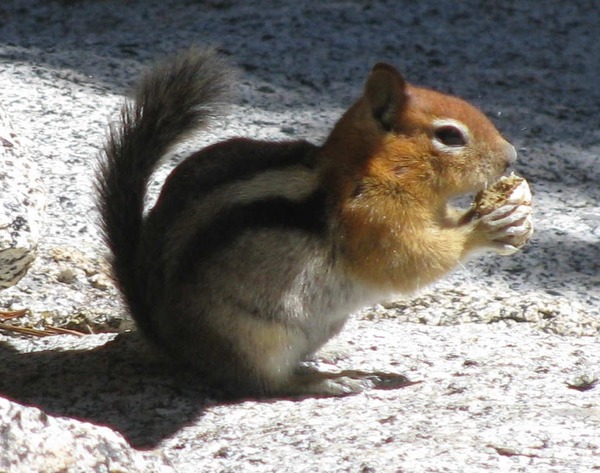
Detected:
[504,142,517,165]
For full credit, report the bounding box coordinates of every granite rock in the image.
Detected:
[0,396,173,473]
[0,104,45,289]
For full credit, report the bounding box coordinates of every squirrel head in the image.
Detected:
[321,63,516,205]
[319,64,519,290]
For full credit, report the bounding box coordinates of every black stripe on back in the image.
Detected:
[175,188,328,283]
[156,138,318,218]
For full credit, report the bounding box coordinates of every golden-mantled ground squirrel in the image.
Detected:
[96,48,533,397]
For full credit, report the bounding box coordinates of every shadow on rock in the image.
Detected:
[0,332,213,448]
[496,234,600,289]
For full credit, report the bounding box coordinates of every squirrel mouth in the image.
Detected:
[481,161,515,191]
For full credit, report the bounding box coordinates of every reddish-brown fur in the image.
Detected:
[319,65,516,292]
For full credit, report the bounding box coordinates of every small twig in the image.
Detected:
[44,326,86,337]
[0,309,29,320]
[491,446,540,459]
[0,322,53,337]
[0,322,87,337]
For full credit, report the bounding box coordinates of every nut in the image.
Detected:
[473,173,529,216]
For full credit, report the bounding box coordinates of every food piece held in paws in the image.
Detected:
[473,173,534,253]
[473,173,531,217]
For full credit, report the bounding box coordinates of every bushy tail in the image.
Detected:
[95,47,232,320]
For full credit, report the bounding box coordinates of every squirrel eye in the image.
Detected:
[434,125,467,147]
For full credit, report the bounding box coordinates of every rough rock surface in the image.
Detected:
[0,1,598,472]
[0,396,173,473]
[0,103,45,289]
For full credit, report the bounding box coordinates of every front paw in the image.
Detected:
[474,177,534,255]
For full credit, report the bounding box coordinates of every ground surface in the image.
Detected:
[0,1,598,472]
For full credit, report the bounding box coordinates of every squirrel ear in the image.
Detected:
[364,63,407,132]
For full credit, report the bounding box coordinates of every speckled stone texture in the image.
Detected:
[0,1,598,472]
[0,396,173,472]
[0,103,44,289]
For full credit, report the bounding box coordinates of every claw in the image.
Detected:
[490,216,534,252]
[492,223,528,238]
[484,205,532,230]
[494,244,520,256]
[0,308,28,320]
[484,205,531,231]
